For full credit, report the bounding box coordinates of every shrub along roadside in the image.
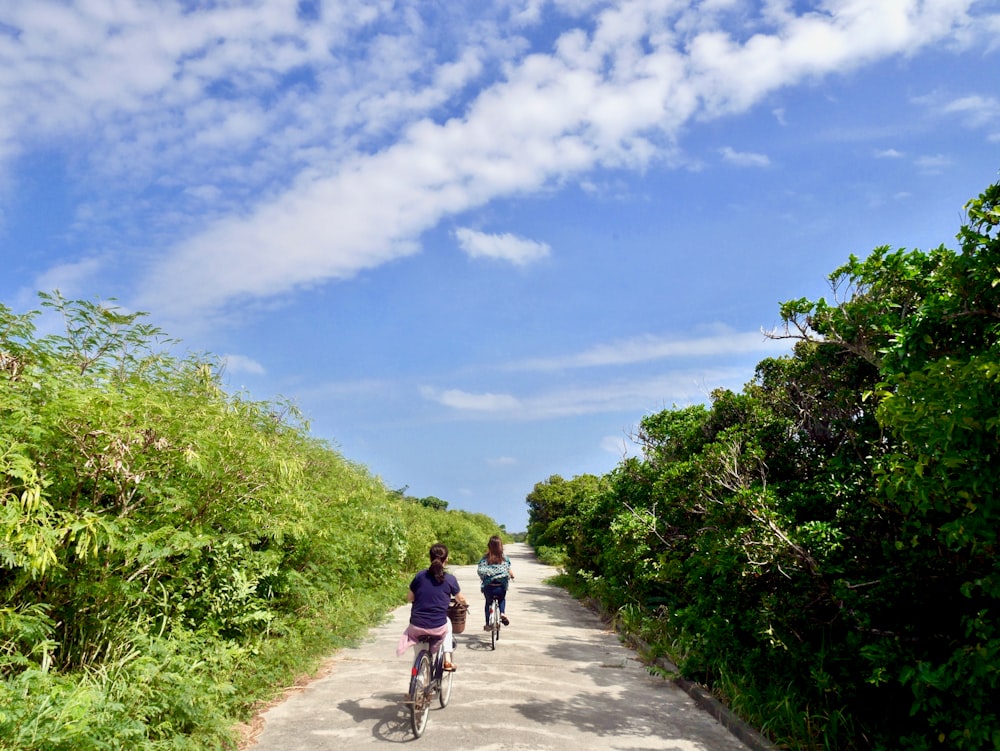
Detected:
[0,292,502,750]
[526,176,1000,750]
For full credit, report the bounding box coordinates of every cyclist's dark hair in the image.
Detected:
[486,535,504,565]
[429,543,449,583]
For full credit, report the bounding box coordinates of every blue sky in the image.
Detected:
[2,1,998,531]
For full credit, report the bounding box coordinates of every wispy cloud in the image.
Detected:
[418,326,793,421]
[1,1,992,321]
[915,154,952,173]
[719,146,770,167]
[941,94,1000,128]
[487,456,518,467]
[421,368,752,421]
[221,354,265,376]
[513,327,788,371]
[422,387,522,413]
[454,228,551,265]
[32,257,106,301]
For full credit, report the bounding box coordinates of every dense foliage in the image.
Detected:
[0,292,502,750]
[527,176,1000,750]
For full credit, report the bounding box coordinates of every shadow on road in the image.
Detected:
[511,683,700,742]
[463,635,501,652]
[337,694,427,744]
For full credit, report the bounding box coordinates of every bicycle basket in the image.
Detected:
[447,600,468,633]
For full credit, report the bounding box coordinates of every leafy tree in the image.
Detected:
[526,174,1000,750]
[414,495,449,511]
[526,474,606,563]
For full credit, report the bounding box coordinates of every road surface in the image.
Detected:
[246,543,760,750]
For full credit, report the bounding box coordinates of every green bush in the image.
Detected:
[533,545,567,567]
[526,176,1000,750]
[1,292,504,748]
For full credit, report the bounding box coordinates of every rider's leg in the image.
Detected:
[443,618,455,670]
[499,585,510,624]
[483,587,493,627]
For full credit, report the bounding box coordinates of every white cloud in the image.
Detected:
[454,228,551,265]
[875,148,904,158]
[719,146,770,167]
[136,1,988,319]
[913,90,1000,136]
[942,94,1000,128]
[915,153,951,172]
[422,387,523,412]
[221,353,265,376]
[183,184,223,204]
[423,368,750,420]
[514,326,790,371]
[31,257,104,299]
[1,0,992,320]
[487,455,518,466]
[687,2,978,116]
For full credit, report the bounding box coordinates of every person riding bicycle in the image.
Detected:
[397,543,467,671]
[477,535,514,630]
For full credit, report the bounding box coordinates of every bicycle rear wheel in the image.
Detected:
[409,651,432,737]
[490,600,499,650]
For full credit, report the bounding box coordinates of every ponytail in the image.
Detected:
[428,543,449,583]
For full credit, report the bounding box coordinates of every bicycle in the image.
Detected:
[407,632,454,737]
[488,594,501,650]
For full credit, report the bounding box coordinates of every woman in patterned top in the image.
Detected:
[477,535,515,630]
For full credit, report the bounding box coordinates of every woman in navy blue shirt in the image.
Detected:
[396,543,467,670]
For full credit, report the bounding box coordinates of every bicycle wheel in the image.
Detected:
[490,600,499,650]
[409,651,432,737]
[438,655,453,707]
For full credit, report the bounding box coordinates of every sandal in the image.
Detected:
[500,615,510,626]
[443,661,456,672]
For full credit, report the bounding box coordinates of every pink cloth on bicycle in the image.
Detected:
[396,623,449,656]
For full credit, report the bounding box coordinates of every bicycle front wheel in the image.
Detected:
[439,662,453,707]
[410,651,432,737]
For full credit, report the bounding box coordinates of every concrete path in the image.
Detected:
[246,543,755,750]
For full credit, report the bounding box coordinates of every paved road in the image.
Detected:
[246,543,755,750]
